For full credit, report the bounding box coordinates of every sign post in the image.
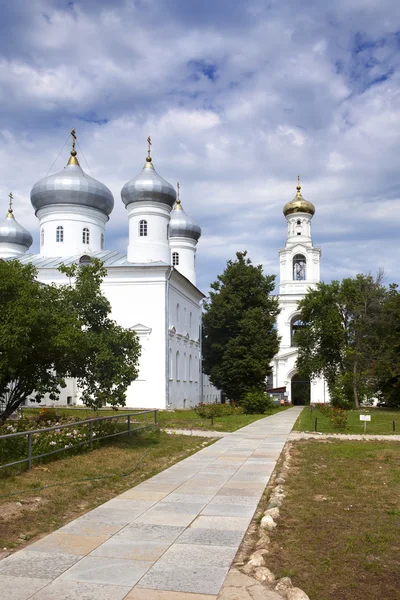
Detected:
[360,414,371,434]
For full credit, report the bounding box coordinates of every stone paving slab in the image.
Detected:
[0,407,302,599]
[31,580,132,600]
[0,575,51,600]
[126,590,217,600]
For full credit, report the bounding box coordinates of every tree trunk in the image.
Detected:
[353,360,360,410]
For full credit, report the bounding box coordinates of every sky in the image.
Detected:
[1,0,400,293]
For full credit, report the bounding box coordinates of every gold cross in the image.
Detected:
[177,182,180,200]
[297,174,301,192]
[8,192,13,212]
[71,128,77,154]
[147,135,152,160]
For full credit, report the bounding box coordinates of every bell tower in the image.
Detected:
[270,178,327,405]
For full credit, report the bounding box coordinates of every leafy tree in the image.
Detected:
[202,251,279,401]
[371,284,400,407]
[59,261,141,411]
[0,259,141,423]
[295,273,387,409]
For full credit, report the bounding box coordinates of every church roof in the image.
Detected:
[17,250,169,269]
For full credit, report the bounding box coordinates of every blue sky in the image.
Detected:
[1,0,400,293]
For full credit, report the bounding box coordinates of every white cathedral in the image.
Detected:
[0,132,327,409]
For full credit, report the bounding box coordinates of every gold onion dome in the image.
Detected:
[283,177,315,217]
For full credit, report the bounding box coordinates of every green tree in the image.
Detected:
[202,251,279,401]
[372,284,400,406]
[0,259,141,423]
[59,261,141,411]
[295,273,387,409]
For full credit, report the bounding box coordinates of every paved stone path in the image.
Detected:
[162,428,228,438]
[0,407,302,600]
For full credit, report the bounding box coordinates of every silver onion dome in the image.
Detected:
[30,135,114,217]
[0,204,33,250]
[169,185,201,241]
[121,139,176,208]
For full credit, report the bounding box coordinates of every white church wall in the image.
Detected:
[35,265,169,410]
[169,236,197,286]
[101,266,168,410]
[37,205,108,258]
[202,374,221,404]
[127,202,171,264]
[167,276,202,408]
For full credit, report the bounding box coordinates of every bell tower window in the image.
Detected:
[291,315,305,346]
[82,228,90,244]
[56,226,64,243]
[172,252,179,266]
[100,233,104,250]
[293,254,306,280]
[139,220,148,236]
[40,229,44,246]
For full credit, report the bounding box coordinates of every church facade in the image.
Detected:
[0,132,328,409]
[0,133,219,409]
[269,179,329,405]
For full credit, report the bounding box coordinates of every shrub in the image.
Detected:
[315,403,349,429]
[241,389,273,414]
[195,403,230,418]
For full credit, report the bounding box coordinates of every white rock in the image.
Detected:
[250,549,269,560]
[274,485,285,494]
[264,507,280,519]
[260,515,277,530]
[275,577,293,592]
[286,587,311,600]
[256,534,271,548]
[276,476,286,484]
[253,566,276,584]
[268,497,283,509]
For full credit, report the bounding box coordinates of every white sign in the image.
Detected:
[360,415,371,422]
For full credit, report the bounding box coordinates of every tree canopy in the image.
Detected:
[295,273,390,409]
[0,259,141,422]
[202,251,279,401]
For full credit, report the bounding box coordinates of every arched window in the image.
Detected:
[100,233,104,250]
[293,254,306,280]
[169,348,173,380]
[194,355,198,382]
[82,228,90,244]
[79,255,92,265]
[56,226,64,243]
[184,307,186,325]
[167,224,169,239]
[176,351,180,381]
[176,303,180,323]
[189,354,192,382]
[40,229,44,246]
[183,352,187,381]
[172,252,179,266]
[291,315,305,346]
[139,220,147,236]
[189,312,192,330]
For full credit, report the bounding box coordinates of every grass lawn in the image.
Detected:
[294,406,400,435]
[0,430,210,552]
[267,440,400,600]
[154,406,289,432]
[22,405,289,433]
